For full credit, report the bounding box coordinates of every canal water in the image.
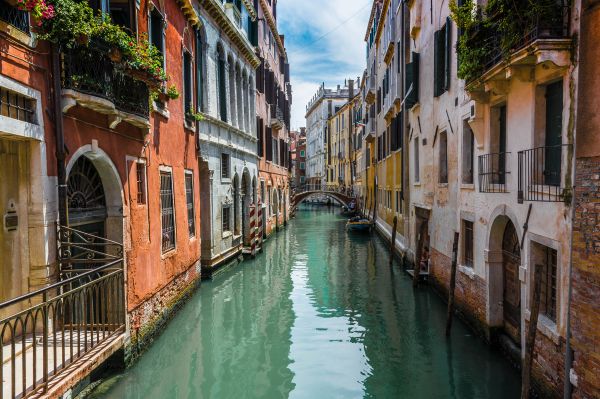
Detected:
[97,206,520,399]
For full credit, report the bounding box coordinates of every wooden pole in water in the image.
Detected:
[445,232,460,336]
[412,221,427,287]
[390,216,398,264]
[522,264,543,399]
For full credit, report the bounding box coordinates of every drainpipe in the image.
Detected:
[52,43,68,227]
[400,0,410,242]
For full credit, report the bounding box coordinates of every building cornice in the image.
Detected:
[176,0,200,26]
[200,0,261,68]
[364,1,379,41]
[260,0,287,59]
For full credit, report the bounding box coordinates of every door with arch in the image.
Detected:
[502,221,521,344]
[66,156,107,273]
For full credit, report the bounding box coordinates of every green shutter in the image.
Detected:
[444,17,452,92]
[405,52,419,108]
[434,30,441,97]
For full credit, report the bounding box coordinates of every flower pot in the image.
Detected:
[108,47,122,63]
[76,33,89,45]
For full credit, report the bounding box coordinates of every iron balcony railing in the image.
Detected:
[0,0,29,33]
[518,144,572,202]
[478,152,510,193]
[465,2,570,79]
[0,226,125,399]
[62,41,150,118]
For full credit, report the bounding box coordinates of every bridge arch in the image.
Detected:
[291,190,356,212]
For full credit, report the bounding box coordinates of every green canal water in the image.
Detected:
[98,206,520,399]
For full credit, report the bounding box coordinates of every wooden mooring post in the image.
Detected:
[521,264,543,399]
[445,232,460,337]
[390,216,398,265]
[412,221,428,287]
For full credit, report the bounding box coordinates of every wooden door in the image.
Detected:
[502,222,521,344]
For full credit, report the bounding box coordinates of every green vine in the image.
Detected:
[450,0,567,82]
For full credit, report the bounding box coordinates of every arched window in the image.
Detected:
[217,45,227,122]
[228,55,237,127]
[236,64,243,130]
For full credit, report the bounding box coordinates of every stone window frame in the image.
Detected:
[0,75,44,141]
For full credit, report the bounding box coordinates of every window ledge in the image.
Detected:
[153,101,170,118]
[458,265,476,280]
[524,310,560,345]
[438,183,449,188]
[461,183,475,190]
[413,182,421,187]
[222,231,232,239]
[161,248,177,259]
[184,119,196,132]
[221,177,231,184]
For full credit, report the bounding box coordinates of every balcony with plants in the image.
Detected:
[28,0,168,128]
[450,0,571,97]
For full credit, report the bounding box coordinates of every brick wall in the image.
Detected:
[570,156,600,399]
[429,248,488,339]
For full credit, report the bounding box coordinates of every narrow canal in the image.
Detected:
[97,207,520,398]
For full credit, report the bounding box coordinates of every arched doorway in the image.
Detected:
[502,221,521,344]
[241,169,251,246]
[233,174,240,236]
[67,156,106,235]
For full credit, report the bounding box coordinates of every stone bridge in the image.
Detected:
[291,187,356,211]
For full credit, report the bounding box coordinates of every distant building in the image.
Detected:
[292,128,307,189]
[305,84,350,188]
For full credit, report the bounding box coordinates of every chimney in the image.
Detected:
[348,79,354,99]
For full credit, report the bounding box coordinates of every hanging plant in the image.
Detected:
[166,84,180,100]
[16,0,54,25]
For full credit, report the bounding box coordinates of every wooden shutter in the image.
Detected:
[434,29,442,97]
[444,17,452,92]
[405,52,419,108]
[266,127,273,161]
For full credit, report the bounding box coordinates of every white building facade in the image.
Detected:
[196,0,260,272]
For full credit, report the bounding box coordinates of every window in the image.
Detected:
[149,9,164,63]
[0,87,35,123]
[414,138,420,182]
[0,1,30,33]
[300,150,305,157]
[439,131,448,183]
[160,170,175,253]
[217,47,227,122]
[257,116,264,157]
[222,205,231,232]
[195,30,205,112]
[463,220,474,267]
[462,121,474,184]
[221,153,230,179]
[136,162,146,205]
[534,245,558,322]
[185,171,195,238]
[300,162,305,170]
[434,17,451,97]
[396,190,401,213]
[183,51,192,116]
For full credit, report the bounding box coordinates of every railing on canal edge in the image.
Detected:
[1,226,125,399]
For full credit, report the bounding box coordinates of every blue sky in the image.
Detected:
[278,0,371,130]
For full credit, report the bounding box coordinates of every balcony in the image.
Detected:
[366,76,376,105]
[518,144,572,202]
[270,103,284,130]
[462,3,571,99]
[478,152,510,193]
[0,0,29,34]
[61,41,151,130]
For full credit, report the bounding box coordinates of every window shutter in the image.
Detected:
[434,29,441,97]
[405,52,419,108]
[250,18,258,46]
[390,116,397,151]
[444,17,452,92]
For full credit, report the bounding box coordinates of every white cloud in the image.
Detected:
[278,0,371,130]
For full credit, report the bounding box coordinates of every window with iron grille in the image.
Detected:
[539,246,558,322]
[221,153,230,179]
[462,120,475,184]
[149,9,164,63]
[183,51,192,116]
[160,170,176,253]
[185,171,195,238]
[463,220,474,267]
[136,162,146,205]
[0,87,35,124]
[222,205,231,232]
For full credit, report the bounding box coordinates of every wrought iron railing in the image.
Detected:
[0,227,124,399]
[62,41,150,118]
[518,144,572,202]
[0,0,29,33]
[478,152,510,193]
[465,2,570,79]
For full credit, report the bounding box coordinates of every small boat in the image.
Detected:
[340,206,358,217]
[346,217,372,232]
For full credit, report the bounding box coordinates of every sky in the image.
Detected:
[278,0,372,131]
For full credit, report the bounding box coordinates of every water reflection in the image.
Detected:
[101,206,520,399]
